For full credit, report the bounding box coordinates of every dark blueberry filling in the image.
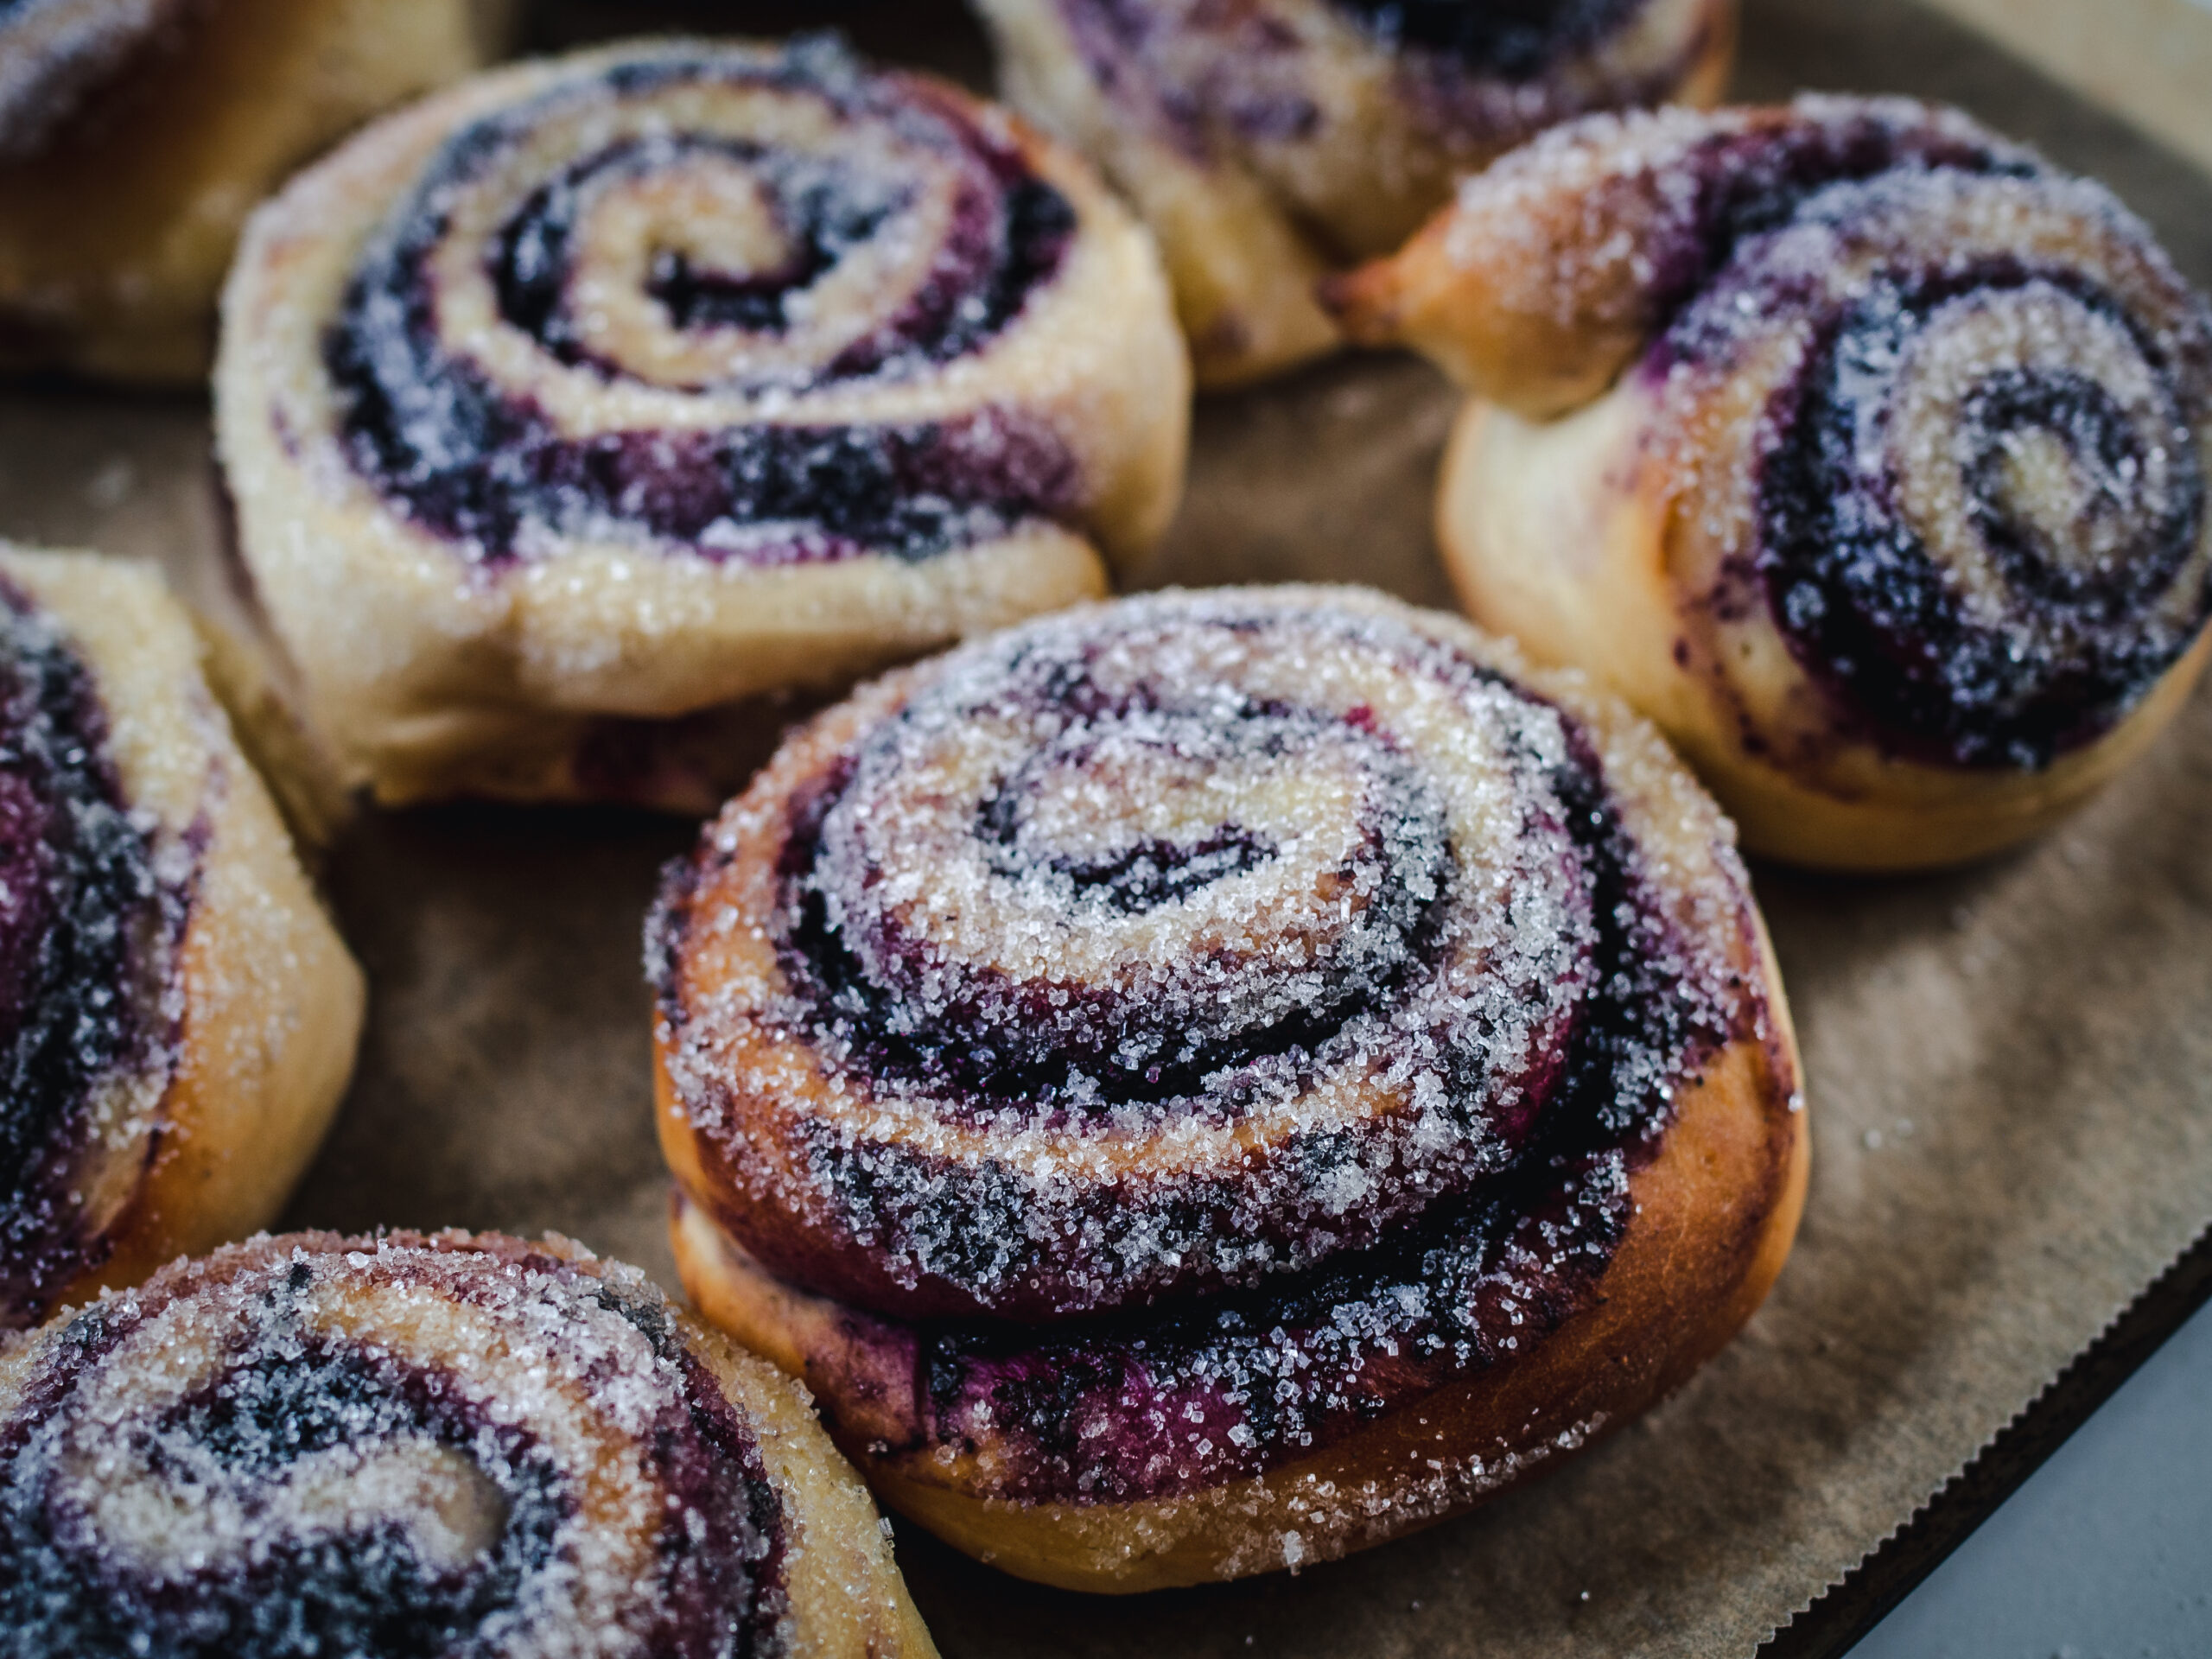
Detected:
[1597,105,2212,766]
[650,244,834,334]
[494,135,897,348]
[902,1145,1634,1502]
[1756,269,2209,768]
[584,1284,792,1659]
[1042,823,1278,914]
[322,44,1080,569]
[0,582,168,1324]
[0,1345,569,1657]
[487,129,1073,381]
[823,718,1727,1501]
[1961,368,2191,611]
[815,164,1076,383]
[1332,0,1643,79]
[1054,0,1700,168]
[1051,0,1213,161]
[1638,120,2038,365]
[323,325,1080,568]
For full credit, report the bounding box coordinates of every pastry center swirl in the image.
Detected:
[1759,261,2211,766]
[322,41,1082,569]
[686,600,1736,1321]
[775,617,1592,1132]
[0,1244,787,1658]
[1635,130,2212,770]
[793,697,1461,1103]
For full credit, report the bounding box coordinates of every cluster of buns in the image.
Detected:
[1,0,2205,1640]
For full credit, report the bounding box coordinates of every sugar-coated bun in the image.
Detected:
[0,0,508,383]
[0,1230,940,1656]
[975,0,1735,386]
[655,585,1805,1590]
[216,35,1190,810]
[0,546,363,1329]
[1329,98,2212,870]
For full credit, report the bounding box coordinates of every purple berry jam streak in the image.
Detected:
[1333,0,1646,79]
[1754,270,2208,767]
[0,580,173,1325]
[1049,0,1715,170]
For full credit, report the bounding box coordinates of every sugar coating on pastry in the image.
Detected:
[973,0,1735,384]
[1331,97,2212,868]
[216,35,1189,809]
[657,586,1805,1588]
[0,546,363,1330]
[0,1230,938,1658]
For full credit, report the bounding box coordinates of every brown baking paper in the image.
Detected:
[1,2,2209,1652]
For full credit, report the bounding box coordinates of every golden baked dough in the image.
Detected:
[0,545,362,1328]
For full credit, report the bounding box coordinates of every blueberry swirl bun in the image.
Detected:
[215,37,1188,810]
[0,548,362,1332]
[654,585,1805,1591]
[973,0,1735,387]
[1327,98,2212,870]
[0,1230,939,1657]
[0,0,507,383]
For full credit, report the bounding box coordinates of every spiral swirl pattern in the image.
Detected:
[656,588,1785,1461]
[0,1233,791,1659]
[325,40,1095,569]
[1543,105,2212,767]
[1332,97,2212,863]
[0,577,181,1325]
[1726,186,2212,766]
[217,35,1185,804]
[287,32,1172,578]
[0,548,362,1330]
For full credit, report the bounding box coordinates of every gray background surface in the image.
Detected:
[1847,1300,2212,1658]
